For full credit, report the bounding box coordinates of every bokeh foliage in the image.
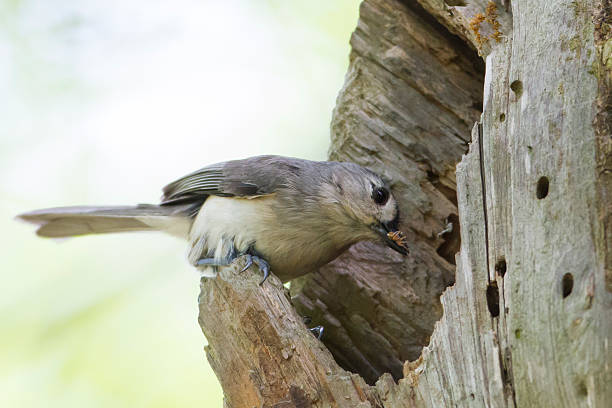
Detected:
[0,1,360,406]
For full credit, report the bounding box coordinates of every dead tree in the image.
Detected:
[197,0,611,406]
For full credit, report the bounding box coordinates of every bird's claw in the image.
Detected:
[240,254,253,273]
[240,253,270,285]
[303,316,324,340]
[309,325,324,340]
[254,256,270,285]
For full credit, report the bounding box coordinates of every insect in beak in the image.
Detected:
[372,222,409,255]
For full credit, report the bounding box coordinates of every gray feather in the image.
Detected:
[19,155,401,282]
[161,155,303,204]
[17,204,192,238]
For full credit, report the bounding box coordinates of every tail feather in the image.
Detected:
[17,204,193,238]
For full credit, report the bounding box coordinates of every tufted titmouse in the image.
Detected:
[18,155,408,283]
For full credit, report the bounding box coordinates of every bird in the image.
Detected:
[18,155,409,284]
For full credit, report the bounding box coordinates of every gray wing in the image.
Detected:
[161,155,304,207]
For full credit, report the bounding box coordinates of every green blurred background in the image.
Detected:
[0,1,360,406]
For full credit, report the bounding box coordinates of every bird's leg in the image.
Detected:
[195,257,232,279]
[240,247,271,285]
[197,243,240,268]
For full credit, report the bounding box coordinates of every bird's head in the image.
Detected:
[320,162,409,255]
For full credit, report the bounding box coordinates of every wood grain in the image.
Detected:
[198,1,612,406]
[291,0,484,383]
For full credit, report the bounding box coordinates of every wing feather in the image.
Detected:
[161,155,304,207]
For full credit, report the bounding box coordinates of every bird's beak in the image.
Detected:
[373,222,409,255]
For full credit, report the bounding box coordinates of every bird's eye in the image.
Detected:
[372,187,389,205]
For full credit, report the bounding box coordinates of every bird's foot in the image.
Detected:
[302,316,324,340]
[309,325,324,340]
[196,257,230,267]
[240,253,271,285]
[195,257,231,278]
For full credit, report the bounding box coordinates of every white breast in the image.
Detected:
[187,195,277,274]
[187,194,354,281]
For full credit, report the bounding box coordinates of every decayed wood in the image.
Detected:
[479,1,611,405]
[198,260,381,408]
[291,0,484,383]
[377,124,505,407]
[593,0,612,293]
[198,1,611,406]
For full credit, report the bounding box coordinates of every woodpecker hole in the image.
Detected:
[510,80,523,98]
[444,0,467,6]
[495,258,507,277]
[577,379,588,396]
[499,113,506,122]
[536,176,549,199]
[514,329,522,339]
[486,282,500,317]
[562,273,574,298]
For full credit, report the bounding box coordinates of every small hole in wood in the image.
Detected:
[444,0,467,6]
[514,329,522,339]
[536,176,549,199]
[577,379,588,396]
[562,273,574,298]
[510,80,523,98]
[436,214,460,266]
[499,113,506,122]
[486,282,500,317]
[495,258,507,277]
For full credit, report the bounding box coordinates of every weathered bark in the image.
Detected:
[198,262,381,408]
[198,1,611,406]
[290,0,484,384]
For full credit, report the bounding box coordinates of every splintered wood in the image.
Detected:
[197,0,611,406]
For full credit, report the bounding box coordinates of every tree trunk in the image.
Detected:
[198,1,612,406]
